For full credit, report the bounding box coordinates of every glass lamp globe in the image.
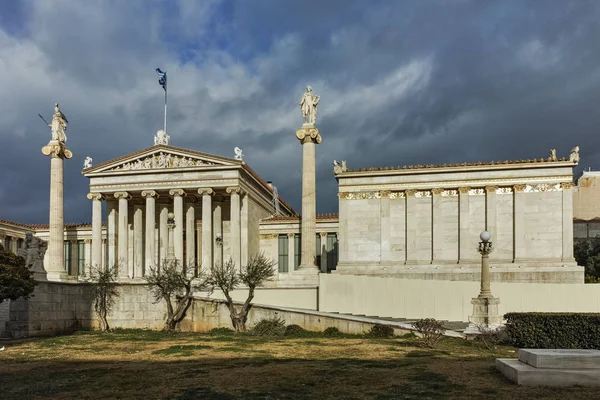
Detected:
[167,212,175,219]
[480,231,491,243]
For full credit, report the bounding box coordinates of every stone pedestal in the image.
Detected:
[41,139,72,281]
[296,124,321,274]
[465,295,502,334]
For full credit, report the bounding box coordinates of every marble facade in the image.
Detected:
[334,158,582,283]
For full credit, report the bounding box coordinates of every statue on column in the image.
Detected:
[17,232,48,279]
[50,103,68,143]
[300,85,320,125]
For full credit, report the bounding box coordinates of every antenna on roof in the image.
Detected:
[38,113,49,127]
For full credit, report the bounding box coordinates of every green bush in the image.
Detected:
[209,327,234,335]
[505,313,600,349]
[368,324,395,338]
[251,316,286,336]
[284,324,309,336]
[413,318,446,348]
[323,327,343,337]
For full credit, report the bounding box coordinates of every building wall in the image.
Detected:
[573,171,600,221]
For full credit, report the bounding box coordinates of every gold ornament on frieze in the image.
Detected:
[496,187,513,194]
[259,234,279,239]
[458,187,471,194]
[406,189,416,197]
[513,184,527,192]
[485,186,499,193]
[441,189,458,197]
[414,190,431,198]
[431,188,444,196]
[468,188,485,196]
[388,191,406,199]
[560,182,574,190]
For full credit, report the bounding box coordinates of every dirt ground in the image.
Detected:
[0,329,598,399]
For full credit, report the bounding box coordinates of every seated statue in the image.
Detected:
[17,232,48,280]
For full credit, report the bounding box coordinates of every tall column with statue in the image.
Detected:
[41,104,72,281]
[296,86,322,279]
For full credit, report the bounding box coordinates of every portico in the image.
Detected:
[83,143,294,278]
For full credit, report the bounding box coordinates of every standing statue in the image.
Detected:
[154,129,170,145]
[272,185,281,216]
[17,232,48,278]
[50,103,68,143]
[549,149,557,161]
[300,85,320,125]
[333,160,348,175]
[83,156,93,169]
[570,146,580,163]
[234,147,244,161]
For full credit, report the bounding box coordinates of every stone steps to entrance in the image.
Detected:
[497,349,600,386]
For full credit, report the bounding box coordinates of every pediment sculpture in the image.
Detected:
[111,152,216,171]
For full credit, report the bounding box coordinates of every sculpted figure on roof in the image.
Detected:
[50,103,68,143]
[300,85,320,125]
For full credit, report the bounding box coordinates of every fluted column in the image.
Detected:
[226,187,242,268]
[159,203,169,263]
[107,200,118,269]
[41,139,72,281]
[185,198,196,274]
[87,193,103,271]
[296,125,321,270]
[70,239,79,277]
[133,204,144,278]
[114,192,130,278]
[84,239,92,273]
[213,195,223,267]
[198,188,213,270]
[169,189,186,262]
[141,190,157,271]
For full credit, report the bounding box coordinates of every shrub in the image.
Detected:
[474,324,508,350]
[209,327,234,335]
[505,312,600,349]
[413,318,446,348]
[251,316,286,336]
[323,327,343,337]
[368,324,395,338]
[284,324,309,336]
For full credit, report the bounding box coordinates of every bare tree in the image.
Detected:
[85,265,119,331]
[206,252,276,332]
[145,259,202,331]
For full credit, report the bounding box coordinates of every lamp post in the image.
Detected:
[466,231,502,334]
[166,212,176,261]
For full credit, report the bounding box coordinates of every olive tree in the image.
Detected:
[85,265,119,331]
[145,259,202,331]
[205,253,276,332]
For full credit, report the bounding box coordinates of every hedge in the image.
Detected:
[505,312,600,349]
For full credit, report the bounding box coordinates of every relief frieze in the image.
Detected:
[111,152,215,171]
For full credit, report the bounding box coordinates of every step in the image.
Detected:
[496,358,600,387]
[519,349,600,369]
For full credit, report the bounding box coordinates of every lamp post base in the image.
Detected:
[465,296,503,334]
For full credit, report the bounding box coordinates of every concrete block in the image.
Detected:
[496,358,600,387]
[519,349,600,369]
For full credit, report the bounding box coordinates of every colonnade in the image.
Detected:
[87,186,247,278]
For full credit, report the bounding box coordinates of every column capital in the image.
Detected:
[69,239,78,244]
[41,141,72,159]
[114,191,131,200]
[405,189,416,197]
[485,186,499,193]
[287,233,295,238]
[431,188,443,196]
[169,189,187,197]
[320,232,328,237]
[226,186,245,195]
[513,184,527,193]
[141,190,159,198]
[84,239,92,244]
[87,193,102,201]
[458,187,471,194]
[561,182,574,190]
[198,188,213,196]
[296,126,322,144]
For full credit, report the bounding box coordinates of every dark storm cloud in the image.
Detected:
[1,0,599,223]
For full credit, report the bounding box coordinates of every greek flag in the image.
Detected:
[156,68,167,91]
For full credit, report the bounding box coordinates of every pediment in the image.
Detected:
[84,145,240,174]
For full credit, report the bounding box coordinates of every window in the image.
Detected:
[64,241,71,273]
[316,234,321,268]
[326,233,338,272]
[294,234,301,270]
[78,240,86,275]
[574,222,588,239]
[278,235,288,273]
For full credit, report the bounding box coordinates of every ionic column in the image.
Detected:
[241,192,249,267]
[226,187,242,268]
[561,182,575,261]
[169,189,186,262]
[70,239,79,277]
[296,125,322,270]
[320,232,328,273]
[405,190,417,263]
[87,193,103,271]
[198,188,213,269]
[380,194,391,264]
[141,190,158,271]
[213,195,223,267]
[513,184,527,261]
[107,200,118,269]
[458,187,471,263]
[133,204,144,278]
[485,186,498,259]
[431,188,444,263]
[114,192,130,278]
[288,233,295,272]
[185,198,196,274]
[84,239,92,274]
[159,203,169,263]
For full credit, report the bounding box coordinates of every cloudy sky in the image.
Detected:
[1,0,599,224]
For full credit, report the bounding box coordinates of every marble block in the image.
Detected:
[519,349,600,369]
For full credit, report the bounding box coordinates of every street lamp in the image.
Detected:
[477,231,493,298]
[166,212,176,260]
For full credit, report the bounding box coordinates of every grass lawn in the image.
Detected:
[0,329,597,399]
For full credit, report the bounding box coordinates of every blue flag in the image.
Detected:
[156,68,167,91]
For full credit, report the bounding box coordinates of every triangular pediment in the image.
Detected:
[83,145,241,174]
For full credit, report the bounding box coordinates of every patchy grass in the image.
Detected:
[0,329,597,399]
